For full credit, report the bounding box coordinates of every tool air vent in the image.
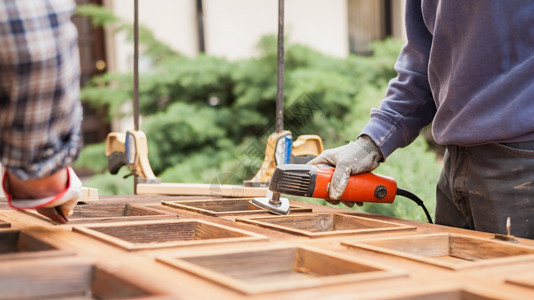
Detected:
[269,164,316,197]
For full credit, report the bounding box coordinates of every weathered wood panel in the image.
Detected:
[157,245,406,294]
[1,195,534,299]
[22,203,177,224]
[73,219,267,251]
[163,198,311,216]
[343,233,534,270]
[0,229,74,261]
[237,213,416,237]
[0,259,159,299]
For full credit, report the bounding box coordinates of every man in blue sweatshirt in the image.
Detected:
[310,1,534,238]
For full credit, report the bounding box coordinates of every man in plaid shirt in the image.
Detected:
[0,0,83,223]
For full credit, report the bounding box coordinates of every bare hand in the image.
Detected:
[4,168,81,224]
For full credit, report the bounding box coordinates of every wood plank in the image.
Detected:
[0,258,160,299]
[3,194,534,299]
[162,198,312,216]
[506,271,534,289]
[343,233,534,271]
[353,233,451,257]
[157,244,406,295]
[237,213,416,238]
[91,266,158,299]
[0,230,75,261]
[0,219,9,228]
[0,259,93,299]
[80,187,99,202]
[21,203,178,224]
[137,182,268,197]
[73,219,267,251]
[449,235,534,260]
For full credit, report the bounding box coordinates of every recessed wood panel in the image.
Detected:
[73,219,267,250]
[162,198,312,216]
[157,245,406,294]
[357,283,523,300]
[237,213,415,237]
[23,203,177,224]
[0,260,159,299]
[343,233,534,270]
[391,289,507,300]
[0,229,74,261]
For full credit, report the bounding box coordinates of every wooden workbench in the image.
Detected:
[1,194,534,299]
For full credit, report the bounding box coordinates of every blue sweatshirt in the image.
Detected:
[361,0,534,158]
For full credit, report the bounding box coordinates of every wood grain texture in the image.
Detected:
[80,187,99,202]
[237,213,416,237]
[0,260,93,299]
[22,203,177,224]
[157,245,405,294]
[73,219,267,250]
[352,282,525,300]
[0,229,74,261]
[506,271,534,289]
[0,259,157,299]
[137,182,268,197]
[0,218,9,228]
[90,266,156,299]
[162,198,312,216]
[343,233,534,270]
[2,195,534,299]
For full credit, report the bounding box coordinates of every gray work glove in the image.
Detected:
[307,135,382,206]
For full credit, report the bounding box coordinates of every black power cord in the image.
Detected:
[396,187,434,224]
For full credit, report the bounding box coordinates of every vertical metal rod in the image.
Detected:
[196,0,206,53]
[269,0,285,205]
[275,0,284,133]
[133,0,140,131]
[133,0,139,194]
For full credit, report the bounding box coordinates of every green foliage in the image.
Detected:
[72,142,107,173]
[80,73,132,121]
[76,4,119,26]
[76,6,440,222]
[82,169,135,195]
[141,102,227,173]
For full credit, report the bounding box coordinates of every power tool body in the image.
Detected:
[252,163,433,223]
[270,164,396,204]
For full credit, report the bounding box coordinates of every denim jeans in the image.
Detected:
[436,142,534,239]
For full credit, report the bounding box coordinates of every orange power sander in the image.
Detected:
[251,164,433,223]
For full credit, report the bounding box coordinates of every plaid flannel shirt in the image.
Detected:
[0,0,82,180]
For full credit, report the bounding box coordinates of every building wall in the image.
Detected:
[104,0,350,72]
[104,0,406,73]
[391,0,406,40]
[101,0,406,132]
[347,0,385,54]
[203,0,349,60]
[103,0,199,73]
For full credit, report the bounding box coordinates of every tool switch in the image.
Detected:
[374,185,388,199]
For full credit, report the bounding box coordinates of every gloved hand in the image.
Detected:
[307,135,382,206]
[2,167,81,224]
